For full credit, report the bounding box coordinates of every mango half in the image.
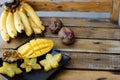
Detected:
[17,38,54,58]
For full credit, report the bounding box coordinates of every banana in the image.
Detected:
[14,10,24,33]
[18,10,33,36]
[22,3,45,31]
[28,17,42,34]
[0,10,10,42]
[6,11,17,38]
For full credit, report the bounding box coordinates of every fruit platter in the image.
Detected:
[1,0,120,80]
[0,48,70,80]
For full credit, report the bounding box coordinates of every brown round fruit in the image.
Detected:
[48,18,63,34]
[58,27,75,45]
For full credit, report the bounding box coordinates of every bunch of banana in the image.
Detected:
[0,0,45,42]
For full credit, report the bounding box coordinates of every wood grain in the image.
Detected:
[0,75,6,80]
[0,0,120,79]
[111,0,120,23]
[1,49,120,70]
[26,0,112,2]
[119,1,120,26]
[0,34,31,49]
[25,0,112,12]
[1,37,120,54]
[45,27,120,40]
[41,18,119,28]
[62,52,120,70]
[51,38,120,53]
[50,70,120,80]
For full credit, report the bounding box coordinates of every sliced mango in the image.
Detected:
[17,38,54,58]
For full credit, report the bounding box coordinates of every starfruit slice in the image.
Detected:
[0,62,22,77]
[20,58,41,72]
[39,53,62,71]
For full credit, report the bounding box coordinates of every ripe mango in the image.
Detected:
[17,38,54,58]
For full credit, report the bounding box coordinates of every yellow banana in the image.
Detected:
[0,10,10,42]
[6,11,17,38]
[22,3,45,31]
[14,10,24,33]
[18,10,33,36]
[28,17,42,34]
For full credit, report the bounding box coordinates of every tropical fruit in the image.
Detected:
[17,38,54,58]
[0,0,45,42]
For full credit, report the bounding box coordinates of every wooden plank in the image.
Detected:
[0,34,31,49]
[50,70,120,80]
[111,0,120,23]
[26,0,111,2]
[1,37,120,54]
[0,75,7,80]
[0,49,120,70]
[119,2,120,26]
[52,38,120,53]
[62,52,120,70]
[25,0,112,12]
[41,18,119,28]
[37,12,110,18]
[45,27,120,40]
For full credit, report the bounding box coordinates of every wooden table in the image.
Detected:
[1,0,120,80]
[0,17,120,80]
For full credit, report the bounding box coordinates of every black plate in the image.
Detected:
[0,49,70,80]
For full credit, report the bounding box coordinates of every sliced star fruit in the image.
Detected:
[39,53,62,71]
